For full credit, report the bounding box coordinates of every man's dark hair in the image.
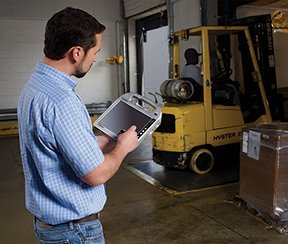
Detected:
[44,7,106,60]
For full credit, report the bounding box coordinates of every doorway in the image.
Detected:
[143,26,169,103]
[136,11,168,103]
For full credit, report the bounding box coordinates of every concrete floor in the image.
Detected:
[1,135,288,243]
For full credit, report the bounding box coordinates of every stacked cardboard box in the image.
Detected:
[240,123,288,227]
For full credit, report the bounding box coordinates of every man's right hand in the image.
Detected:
[117,125,139,155]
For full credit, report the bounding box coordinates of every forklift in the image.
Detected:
[152,26,273,174]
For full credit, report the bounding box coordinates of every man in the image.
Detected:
[17,7,139,243]
[180,48,202,86]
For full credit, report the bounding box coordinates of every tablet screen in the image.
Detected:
[97,100,152,136]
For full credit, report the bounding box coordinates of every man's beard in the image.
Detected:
[74,62,92,78]
[74,69,87,78]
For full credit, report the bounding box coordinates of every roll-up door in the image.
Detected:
[123,0,165,18]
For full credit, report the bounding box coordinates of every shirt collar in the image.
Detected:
[35,61,77,91]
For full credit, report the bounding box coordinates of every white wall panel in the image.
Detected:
[0,0,120,109]
[174,0,201,31]
[0,19,45,109]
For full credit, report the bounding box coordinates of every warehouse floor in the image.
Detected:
[1,135,288,243]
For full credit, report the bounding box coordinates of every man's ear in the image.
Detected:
[70,46,84,63]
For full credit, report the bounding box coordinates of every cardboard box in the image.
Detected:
[240,123,288,222]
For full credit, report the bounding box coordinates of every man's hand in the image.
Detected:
[97,135,116,152]
[116,125,139,155]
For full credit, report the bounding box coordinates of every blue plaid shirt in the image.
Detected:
[17,61,106,225]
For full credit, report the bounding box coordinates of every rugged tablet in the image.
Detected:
[94,93,162,144]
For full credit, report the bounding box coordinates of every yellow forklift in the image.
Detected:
[152,26,273,174]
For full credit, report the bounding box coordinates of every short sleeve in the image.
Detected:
[52,95,105,177]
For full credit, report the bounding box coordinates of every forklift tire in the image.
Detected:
[189,148,214,174]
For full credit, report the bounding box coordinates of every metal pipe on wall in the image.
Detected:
[115,19,125,96]
[166,0,175,79]
[120,0,130,94]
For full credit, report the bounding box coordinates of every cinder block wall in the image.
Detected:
[0,0,120,109]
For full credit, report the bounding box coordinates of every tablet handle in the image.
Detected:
[124,93,161,113]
